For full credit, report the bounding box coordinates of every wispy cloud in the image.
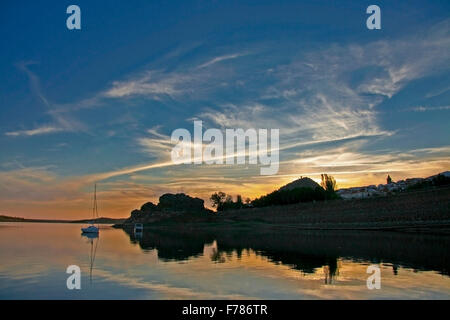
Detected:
[407,105,450,112]
[7,62,85,137]
[197,53,247,69]
[5,126,62,137]
[101,51,250,100]
[426,85,450,98]
[103,71,190,99]
[84,20,449,187]
[3,18,449,218]
[137,128,175,160]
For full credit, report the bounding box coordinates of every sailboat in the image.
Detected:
[81,184,100,234]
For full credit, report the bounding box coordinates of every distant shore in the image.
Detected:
[0,216,126,225]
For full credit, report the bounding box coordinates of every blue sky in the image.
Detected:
[0,0,449,218]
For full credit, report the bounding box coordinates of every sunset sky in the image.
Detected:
[0,0,449,219]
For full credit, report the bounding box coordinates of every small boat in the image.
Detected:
[82,184,100,234]
[82,225,99,233]
[134,223,143,239]
[134,223,144,232]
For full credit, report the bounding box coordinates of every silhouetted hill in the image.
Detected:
[279,177,321,191]
[72,217,126,224]
[0,215,125,224]
[0,215,26,222]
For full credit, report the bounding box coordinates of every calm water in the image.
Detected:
[0,222,449,299]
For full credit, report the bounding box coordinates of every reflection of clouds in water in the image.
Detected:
[300,261,450,300]
[1,223,450,299]
[91,268,257,300]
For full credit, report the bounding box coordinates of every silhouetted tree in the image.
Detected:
[210,192,226,209]
[387,175,392,184]
[321,174,337,192]
[211,192,253,211]
[236,195,243,208]
[225,195,233,204]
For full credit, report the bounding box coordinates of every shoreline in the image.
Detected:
[117,220,450,236]
[114,187,450,235]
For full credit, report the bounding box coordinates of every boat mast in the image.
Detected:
[92,184,98,222]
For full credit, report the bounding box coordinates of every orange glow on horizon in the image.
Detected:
[1,162,448,220]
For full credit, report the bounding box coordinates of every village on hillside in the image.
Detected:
[336,171,450,199]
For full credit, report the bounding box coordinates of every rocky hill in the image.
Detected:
[119,193,212,226]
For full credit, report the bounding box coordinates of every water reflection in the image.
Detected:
[127,228,214,261]
[81,233,99,284]
[123,227,450,281]
[1,223,449,299]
